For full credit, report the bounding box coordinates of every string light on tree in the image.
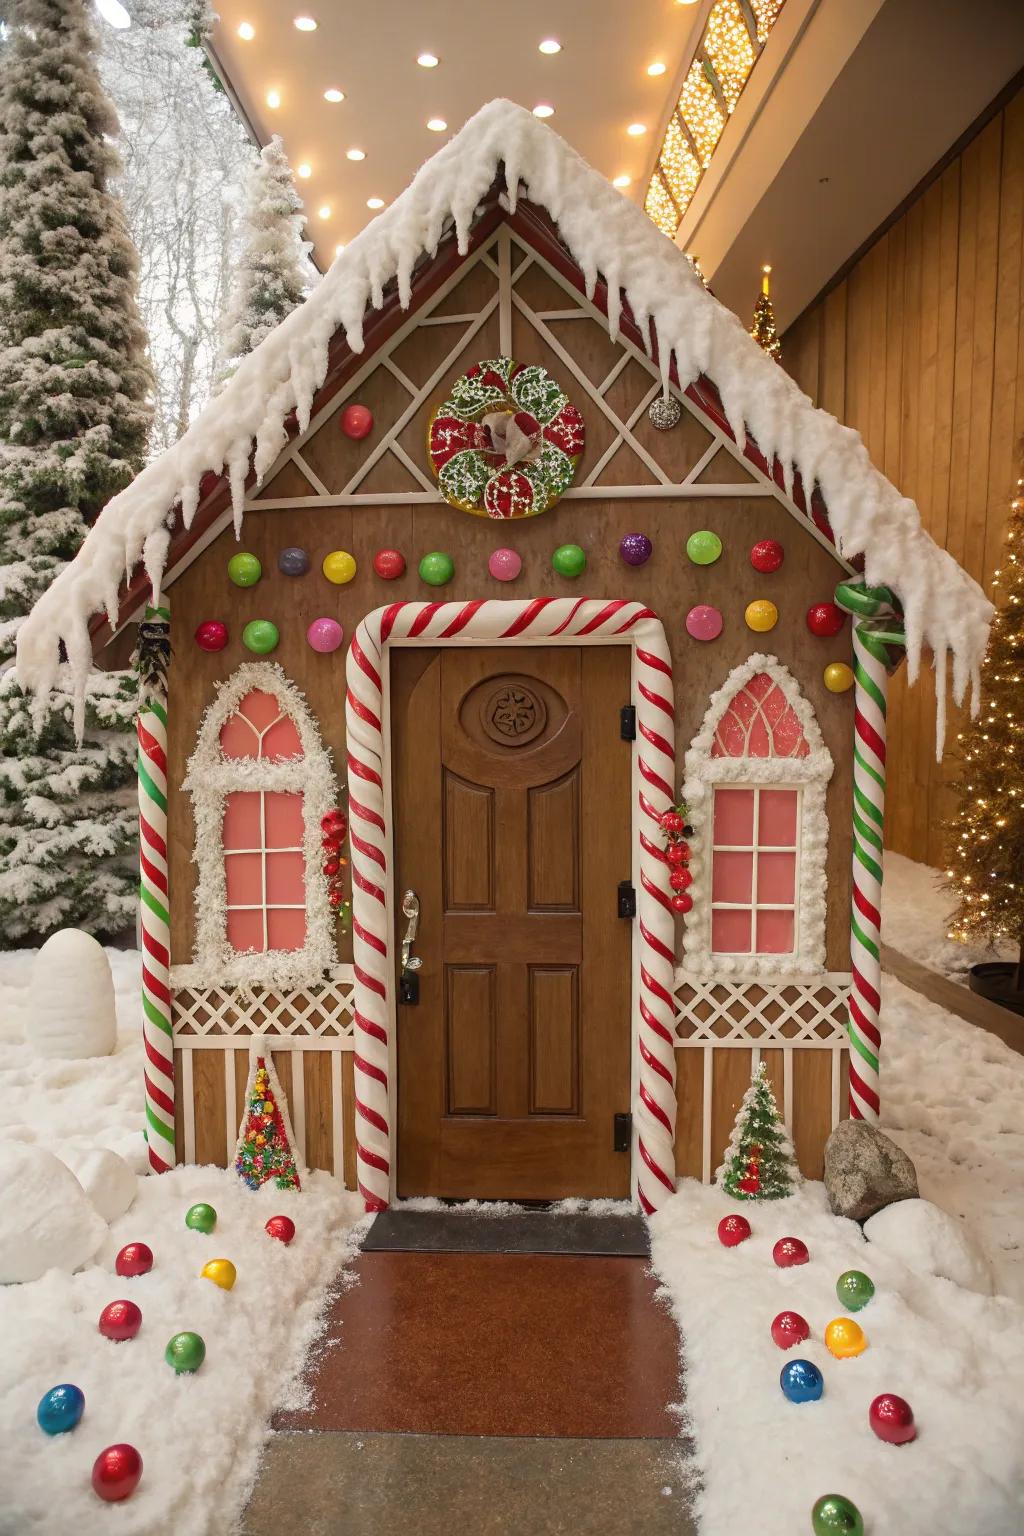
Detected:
[750,264,781,360]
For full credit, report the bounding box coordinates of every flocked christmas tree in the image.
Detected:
[945,456,1024,1000]
[0,0,154,944]
[234,1055,302,1191]
[750,264,781,360]
[216,134,313,380]
[716,1062,799,1200]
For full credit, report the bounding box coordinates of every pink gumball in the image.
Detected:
[685,604,723,642]
[488,547,522,582]
[307,617,343,653]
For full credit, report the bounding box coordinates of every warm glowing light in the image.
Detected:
[346,148,366,161]
[533,104,555,118]
[317,204,331,219]
[265,90,281,109]
[335,243,346,256]
[679,61,725,164]
[95,0,131,24]
[237,21,255,41]
[627,123,647,137]
[426,118,447,132]
[647,62,667,76]
[644,173,679,238]
[613,174,632,188]
[293,15,317,31]
[324,88,345,103]
[539,39,562,54]
[704,0,756,110]
[297,163,312,179]
[417,52,439,68]
[367,197,385,209]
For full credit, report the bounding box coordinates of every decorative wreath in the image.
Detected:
[428,357,585,518]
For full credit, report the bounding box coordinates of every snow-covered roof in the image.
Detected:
[18,99,991,734]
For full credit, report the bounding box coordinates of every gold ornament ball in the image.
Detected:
[322,550,357,584]
[200,1258,237,1291]
[824,1316,867,1358]
[824,662,854,693]
[744,599,778,633]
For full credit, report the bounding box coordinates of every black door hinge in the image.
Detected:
[617,880,636,919]
[399,971,420,1005]
[620,704,636,741]
[614,1112,632,1153]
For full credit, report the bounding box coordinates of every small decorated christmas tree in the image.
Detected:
[234,1055,301,1191]
[750,264,781,360]
[716,1062,799,1200]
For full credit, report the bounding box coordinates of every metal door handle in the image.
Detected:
[400,889,421,972]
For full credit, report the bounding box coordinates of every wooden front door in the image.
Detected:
[392,646,632,1200]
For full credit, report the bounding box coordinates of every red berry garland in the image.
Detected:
[659,801,694,915]
[320,807,351,929]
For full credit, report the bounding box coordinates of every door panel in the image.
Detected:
[393,645,632,1199]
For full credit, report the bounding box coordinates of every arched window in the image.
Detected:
[681,656,833,978]
[184,663,338,989]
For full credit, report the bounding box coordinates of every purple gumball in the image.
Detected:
[307,617,343,653]
[278,546,310,577]
[488,547,522,582]
[620,532,653,566]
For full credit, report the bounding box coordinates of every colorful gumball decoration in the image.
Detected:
[98,1299,143,1342]
[811,1494,864,1535]
[770,1310,810,1350]
[686,529,722,565]
[619,532,653,566]
[265,1214,296,1244]
[772,1236,809,1268]
[228,551,262,587]
[36,1383,85,1435]
[242,619,279,655]
[717,1214,751,1247]
[686,604,723,641]
[779,1358,823,1404]
[869,1392,916,1446]
[323,549,357,585]
[750,538,784,573]
[307,617,343,653]
[185,1202,217,1234]
[195,620,228,652]
[373,548,406,580]
[824,662,855,693]
[551,543,586,578]
[419,550,455,586]
[744,599,778,632]
[825,1316,867,1358]
[165,1330,206,1373]
[835,1269,874,1311]
[807,601,845,637]
[200,1257,237,1291]
[115,1241,153,1278]
[488,546,522,582]
[92,1444,143,1503]
[278,546,310,576]
[341,402,373,439]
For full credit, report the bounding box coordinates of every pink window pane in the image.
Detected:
[759,789,798,846]
[238,690,284,732]
[220,712,259,759]
[225,851,263,906]
[227,908,264,953]
[756,909,795,953]
[261,715,303,760]
[711,673,810,758]
[223,791,261,847]
[758,851,796,904]
[714,788,754,844]
[712,908,752,952]
[265,851,305,905]
[267,908,306,950]
[712,850,752,904]
[264,792,304,848]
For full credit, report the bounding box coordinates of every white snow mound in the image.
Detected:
[30,929,116,1059]
[0,1143,107,1283]
[59,1145,137,1224]
[864,1197,993,1295]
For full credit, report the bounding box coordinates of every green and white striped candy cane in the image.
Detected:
[137,605,175,1171]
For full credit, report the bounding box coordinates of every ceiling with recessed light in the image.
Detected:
[206,0,703,269]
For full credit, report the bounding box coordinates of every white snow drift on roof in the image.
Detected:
[17,99,991,741]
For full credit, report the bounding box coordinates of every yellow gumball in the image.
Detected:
[824,662,855,693]
[744,599,778,633]
[322,550,357,585]
[200,1258,237,1291]
[825,1316,867,1358]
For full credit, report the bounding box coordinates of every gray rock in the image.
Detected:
[823,1120,918,1223]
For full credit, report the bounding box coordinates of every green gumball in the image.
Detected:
[811,1495,863,1536]
[686,529,722,566]
[165,1331,206,1374]
[242,619,279,655]
[185,1202,217,1235]
[835,1269,875,1311]
[418,551,454,587]
[551,543,586,578]
[228,552,262,587]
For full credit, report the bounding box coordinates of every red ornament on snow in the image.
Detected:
[806,601,845,638]
[671,892,693,914]
[373,548,406,580]
[717,1214,751,1247]
[669,868,691,892]
[98,1299,142,1342]
[773,1236,810,1268]
[660,810,684,833]
[770,1310,811,1349]
[265,1214,296,1245]
[92,1443,143,1503]
[869,1393,916,1445]
[195,620,228,652]
[750,538,784,573]
[114,1243,153,1278]
[341,403,373,440]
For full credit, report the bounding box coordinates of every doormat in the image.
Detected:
[362,1208,649,1257]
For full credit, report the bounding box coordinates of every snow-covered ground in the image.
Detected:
[881,850,1016,980]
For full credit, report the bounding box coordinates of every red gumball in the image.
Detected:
[770,1310,811,1349]
[195,620,228,652]
[806,601,845,638]
[717,1214,751,1247]
[341,403,373,440]
[114,1242,153,1278]
[660,811,684,833]
[92,1443,143,1503]
[265,1214,296,1245]
[869,1393,916,1445]
[772,1236,809,1268]
[98,1299,142,1342]
[671,892,693,914]
[669,868,691,892]
[750,538,784,573]
[373,548,406,580]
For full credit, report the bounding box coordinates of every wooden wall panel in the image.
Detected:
[783,85,1024,865]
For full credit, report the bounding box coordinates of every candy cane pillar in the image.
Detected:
[137,606,175,1171]
[848,625,888,1122]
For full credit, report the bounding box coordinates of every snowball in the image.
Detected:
[29,929,116,1059]
[59,1146,137,1223]
[864,1197,993,1295]
[0,1143,107,1283]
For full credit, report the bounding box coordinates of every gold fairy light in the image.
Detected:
[679,62,725,164]
[704,0,756,109]
[644,172,680,238]
[749,0,784,42]
[659,114,701,216]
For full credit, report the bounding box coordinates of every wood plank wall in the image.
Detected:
[782,85,1024,866]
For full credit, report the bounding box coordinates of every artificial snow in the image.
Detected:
[881,850,1017,981]
[16,100,992,741]
[0,1142,107,1284]
[62,1146,137,1225]
[864,1198,992,1296]
[30,929,117,1059]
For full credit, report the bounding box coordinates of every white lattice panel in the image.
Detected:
[672,971,850,1047]
[170,966,355,1048]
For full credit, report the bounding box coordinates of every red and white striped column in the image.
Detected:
[137,605,175,1171]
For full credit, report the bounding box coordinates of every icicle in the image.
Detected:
[934,644,948,762]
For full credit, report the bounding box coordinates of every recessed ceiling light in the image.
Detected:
[532,104,554,118]
[293,15,317,30]
[538,39,561,54]
[417,52,439,68]
[297,163,312,179]
[95,0,131,25]
[318,204,331,219]
[426,118,447,132]
[266,90,281,110]
[675,0,700,5]
[346,148,365,161]
[647,61,667,77]
[627,122,647,136]
[367,197,385,210]
[324,88,344,103]
[613,174,632,188]
[335,243,346,256]
[237,21,255,41]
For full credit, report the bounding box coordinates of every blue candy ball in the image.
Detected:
[780,1358,823,1404]
[36,1383,85,1435]
[278,546,310,577]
